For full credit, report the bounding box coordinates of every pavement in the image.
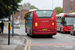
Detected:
[0,26,25,50]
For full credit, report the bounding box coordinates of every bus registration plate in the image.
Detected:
[42,29,48,31]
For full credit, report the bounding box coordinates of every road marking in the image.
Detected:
[24,43,75,46]
[28,39,31,50]
[24,38,31,50]
[24,38,29,50]
[24,46,28,50]
[14,31,31,50]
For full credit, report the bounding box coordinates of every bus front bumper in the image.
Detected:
[63,29,71,32]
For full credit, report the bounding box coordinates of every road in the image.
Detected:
[15,25,75,50]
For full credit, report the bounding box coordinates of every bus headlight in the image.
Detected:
[35,23,38,26]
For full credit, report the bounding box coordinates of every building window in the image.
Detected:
[71,0,73,5]
[71,7,73,11]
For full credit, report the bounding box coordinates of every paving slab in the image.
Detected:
[0,26,25,50]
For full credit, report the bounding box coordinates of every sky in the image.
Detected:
[20,0,63,10]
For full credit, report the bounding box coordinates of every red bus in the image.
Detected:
[25,10,57,37]
[57,13,75,33]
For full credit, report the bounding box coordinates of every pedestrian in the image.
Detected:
[0,25,1,33]
[1,21,4,33]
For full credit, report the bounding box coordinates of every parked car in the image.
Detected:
[14,23,20,28]
[14,21,20,28]
[70,24,75,36]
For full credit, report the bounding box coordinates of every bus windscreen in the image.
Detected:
[65,17,75,26]
[35,10,54,18]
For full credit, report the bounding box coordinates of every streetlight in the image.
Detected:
[19,6,21,24]
[68,0,69,13]
[52,0,53,10]
[64,0,65,13]
[8,0,11,45]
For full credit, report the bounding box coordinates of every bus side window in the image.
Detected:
[25,19,30,26]
[30,12,33,17]
[29,13,33,27]
[25,12,33,27]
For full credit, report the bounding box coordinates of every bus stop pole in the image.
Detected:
[12,0,14,36]
[12,11,14,36]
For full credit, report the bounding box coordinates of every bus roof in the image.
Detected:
[64,13,75,17]
[56,15,63,18]
[56,13,64,17]
[29,9,37,12]
[26,9,37,14]
[56,15,60,17]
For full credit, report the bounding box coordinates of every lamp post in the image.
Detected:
[64,0,65,13]
[68,0,69,13]
[19,6,21,24]
[8,0,11,45]
[52,0,53,10]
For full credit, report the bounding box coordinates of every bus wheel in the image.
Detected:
[48,35,53,38]
[29,29,33,37]
[27,34,29,36]
[63,32,65,34]
[29,34,34,37]
[60,28,62,32]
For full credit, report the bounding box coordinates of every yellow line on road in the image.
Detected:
[24,38,31,50]
[24,46,27,50]
[14,31,31,50]
[24,38,29,50]
[28,39,31,50]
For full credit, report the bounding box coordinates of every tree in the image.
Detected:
[23,2,31,7]
[30,5,38,10]
[23,2,38,10]
[54,7,63,14]
[0,0,22,18]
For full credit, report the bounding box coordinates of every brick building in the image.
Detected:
[63,0,75,13]
[14,5,29,23]
[14,12,19,21]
